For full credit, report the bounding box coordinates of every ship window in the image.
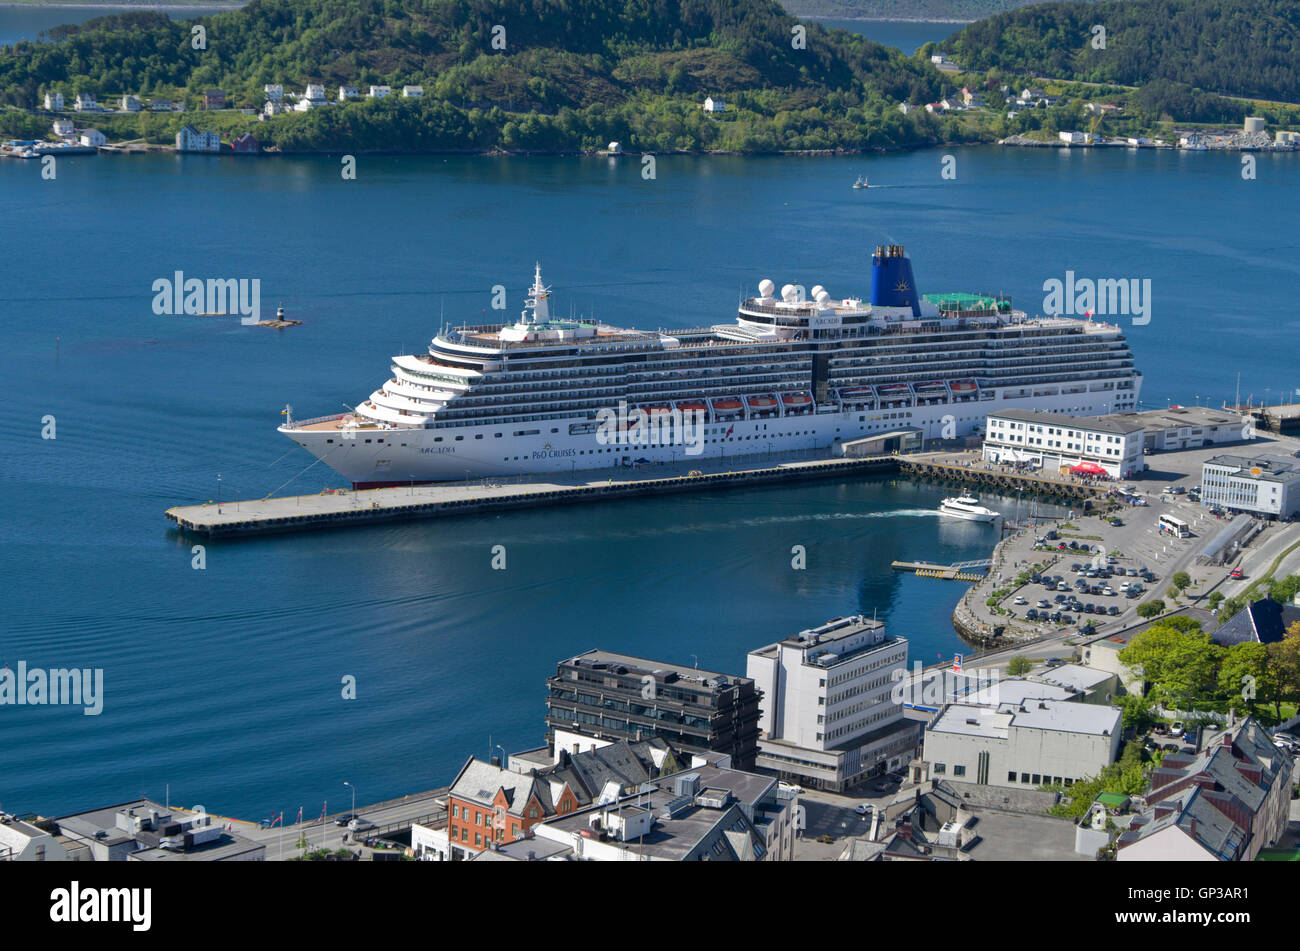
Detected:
[495,433,502,438]
[434,437,443,442]
[365,439,372,443]
[327,439,333,443]
[475,434,483,439]
[455,436,464,441]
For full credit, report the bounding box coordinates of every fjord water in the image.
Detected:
[2,145,1298,819]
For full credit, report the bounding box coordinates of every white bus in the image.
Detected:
[1158,513,1191,538]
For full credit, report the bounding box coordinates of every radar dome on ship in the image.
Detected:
[758,279,775,298]
[810,285,825,299]
[780,284,797,302]
[815,289,831,303]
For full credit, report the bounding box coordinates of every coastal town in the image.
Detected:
[9,399,1300,864]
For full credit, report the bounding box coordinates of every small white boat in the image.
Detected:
[939,495,1000,522]
[852,175,868,189]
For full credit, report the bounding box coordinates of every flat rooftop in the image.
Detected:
[1123,406,1241,429]
[930,704,1013,740]
[749,615,900,667]
[560,649,751,688]
[931,700,1120,738]
[1006,700,1121,736]
[1031,663,1115,694]
[989,408,1146,435]
[1204,453,1300,482]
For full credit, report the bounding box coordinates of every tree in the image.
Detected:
[1136,599,1165,619]
[1119,622,1223,709]
[1119,693,1155,733]
[1172,571,1191,590]
[1207,591,1224,610]
[1006,655,1032,676]
[1217,642,1271,715]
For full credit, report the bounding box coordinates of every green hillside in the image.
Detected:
[941,0,1300,104]
[0,0,961,152]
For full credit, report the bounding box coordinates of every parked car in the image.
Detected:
[1026,609,1039,620]
[1013,596,1027,605]
[1037,599,1050,609]
[855,803,874,815]
[1045,657,1065,667]
[1108,605,1120,616]
[1171,721,1184,733]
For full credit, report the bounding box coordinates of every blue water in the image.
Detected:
[0,4,238,46]
[2,143,1298,820]
[809,16,958,53]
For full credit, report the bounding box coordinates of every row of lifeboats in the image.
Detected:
[629,392,814,422]
[836,380,979,405]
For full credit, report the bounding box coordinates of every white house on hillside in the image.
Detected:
[402,85,423,98]
[339,85,359,101]
[74,92,97,112]
[44,91,63,111]
[369,85,391,98]
[703,97,725,112]
[264,84,284,102]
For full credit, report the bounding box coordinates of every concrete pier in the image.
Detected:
[166,454,898,538]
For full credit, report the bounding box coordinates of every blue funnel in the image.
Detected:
[870,245,921,316]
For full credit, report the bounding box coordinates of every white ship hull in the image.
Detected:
[938,504,999,522]
[282,384,1139,487]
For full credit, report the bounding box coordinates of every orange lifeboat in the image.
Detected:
[713,397,743,413]
[746,395,777,409]
[781,392,812,405]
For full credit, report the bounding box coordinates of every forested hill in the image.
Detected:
[0,0,954,152]
[941,0,1300,104]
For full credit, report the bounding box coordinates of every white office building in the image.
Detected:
[175,125,221,153]
[983,408,1145,479]
[923,700,1122,789]
[1201,453,1300,518]
[746,615,920,791]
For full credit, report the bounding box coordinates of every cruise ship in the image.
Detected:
[280,245,1142,487]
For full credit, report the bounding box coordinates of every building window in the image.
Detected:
[1021,773,1030,783]
[953,765,966,777]
[933,763,946,774]
[1007,771,1017,782]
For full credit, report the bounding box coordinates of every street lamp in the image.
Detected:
[344,781,355,819]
